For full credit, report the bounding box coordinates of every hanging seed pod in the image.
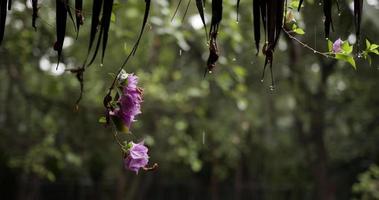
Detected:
[323,0,333,38]
[274,0,284,46]
[100,0,114,64]
[83,0,103,67]
[195,0,208,39]
[87,24,104,66]
[67,1,77,33]
[252,0,261,54]
[298,0,304,11]
[260,0,267,34]
[32,0,38,30]
[88,0,103,54]
[354,0,363,42]
[0,0,8,45]
[75,0,83,39]
[261,0,285,88]
[7,0,10,10]
[54,0,68,66]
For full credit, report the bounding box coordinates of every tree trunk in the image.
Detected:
[286,33,335,200]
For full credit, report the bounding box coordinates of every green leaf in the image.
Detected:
[335,54,356,70]
[371,49,379,55]
[366,39,371,50]
[289,1,300,9]
[111,12,116,23]
[328,40,333,52]
[347,56,356,70]
[98,116,107,124]
[291,23,298,30]
[370,44,379,51]
[294,28,305,35]
[341,41,353,54]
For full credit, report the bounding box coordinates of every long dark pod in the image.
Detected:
[132,0,151,56]
[261,0,276,84]
[54,0,68,67]
[75,0,83,39]
[7,0,10,10]
[87,26,104,66]
[32,0,38,30]
[323,0,333,38]
[266,0,276,49]
[66,0,77,33]
[298,0,304,11]
[252,0,261,54]
[101,0,114,64]
[260,0,266,36]
[88,0,103,53]
[0,0,7,45]
[354,0,363,43]
[210,0,222,34]
[195,0,208,40]
[274,0,284,47]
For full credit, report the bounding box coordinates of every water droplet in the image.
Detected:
[232,57,236,61]
[318,2,322,6]
[338,12,342,16]
[236,21,239,24]
[260,79,264,83]
[357,53,362,58]
[179,49,182,56]
[313,50,317,53]
[209,70,213,74]
[269,85,275,91]
[100,63,104,67]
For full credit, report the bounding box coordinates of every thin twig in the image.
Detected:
[282,27,332,58]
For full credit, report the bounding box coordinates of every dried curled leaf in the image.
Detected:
[206,0,222,74]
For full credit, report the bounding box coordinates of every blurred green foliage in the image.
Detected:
[353,165,379,200]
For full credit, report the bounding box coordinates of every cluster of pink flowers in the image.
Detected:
[107,72,153,174]
[110,73,143,129]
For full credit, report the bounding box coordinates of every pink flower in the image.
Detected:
[333,38,343,53]
[110,74,143,129]
[124,142,149,174]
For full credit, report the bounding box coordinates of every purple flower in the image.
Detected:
[333,38,343,53]
[110,73,143,129]
[124,142,149,174]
